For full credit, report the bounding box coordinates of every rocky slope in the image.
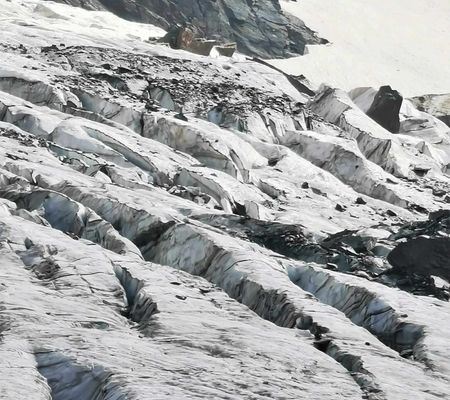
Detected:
[1,1,450,399]
[47,0,326,58]
[411,94,450,128]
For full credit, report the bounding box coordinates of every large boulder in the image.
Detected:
[367,86,403,133]
[387,237,450,282]
[47,0,326,58]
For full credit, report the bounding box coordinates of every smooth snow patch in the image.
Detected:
[273,0,450,97]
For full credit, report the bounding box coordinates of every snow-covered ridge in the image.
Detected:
[0,1,450,399]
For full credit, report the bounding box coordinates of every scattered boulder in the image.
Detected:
[174,110,188,121]
[335,204,346,212]
[158,24,198,50]
[367,86,403,133]
[211,44,237,58]
[158,25,220,56]
[355,197,367,205]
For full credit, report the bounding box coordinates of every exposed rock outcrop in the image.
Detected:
[367,86,403,133]
[388,237,450,282]
[48,0,326,58]
[410,93,450,127]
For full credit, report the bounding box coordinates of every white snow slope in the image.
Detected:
[0,0,165,48]
[274,0,450,97]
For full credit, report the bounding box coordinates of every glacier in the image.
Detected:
[0,1,450,399]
